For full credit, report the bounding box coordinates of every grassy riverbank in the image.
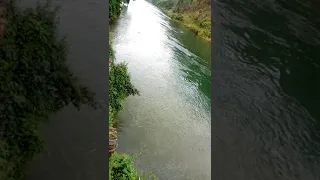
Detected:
[166,9,211,42]
[155,0,211,42]
[0,2,96,179]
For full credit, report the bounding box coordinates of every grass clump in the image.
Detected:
[0,1,96,179]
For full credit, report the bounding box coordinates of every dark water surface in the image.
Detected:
[111,1,211,179]
[213,0,320,179]
[21,0,109,179]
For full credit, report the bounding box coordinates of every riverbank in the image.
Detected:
[154,0,211,42]
[164,8,211,42]
[108,33,139,179]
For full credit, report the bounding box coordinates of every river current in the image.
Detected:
[111,1,212,179]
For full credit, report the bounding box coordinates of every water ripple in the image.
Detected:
[213,0,320,179]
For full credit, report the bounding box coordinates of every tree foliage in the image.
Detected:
[0,2,96,179]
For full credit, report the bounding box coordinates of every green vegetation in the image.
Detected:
[0,1,96,179]
[153,0,211,42]
[109,152,156,180]
[109,152,139,180]
[109,59,139,126]
[109,0,122,22]
[109,152,143,180]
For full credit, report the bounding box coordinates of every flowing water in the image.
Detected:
[212,0,320,179]
[110,1,211,179]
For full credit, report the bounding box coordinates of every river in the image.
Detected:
[110,1,211,179]
[212,0,320,180]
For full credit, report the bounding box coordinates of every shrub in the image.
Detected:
[109,0,122,22]
[0,2,96,179]
[109,62,139,125]
[109,151,157,180]
[168,12,183,21]
[109,152,140,180]
[174,13,183,21]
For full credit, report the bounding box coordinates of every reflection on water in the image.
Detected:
[111,0,211,179]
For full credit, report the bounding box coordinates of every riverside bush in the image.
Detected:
[171,13,184,21]
[109,0,122,22]
[109,62,139,125]
[109,152,157,180]
[0,2,96,179]
[109,152,140,180]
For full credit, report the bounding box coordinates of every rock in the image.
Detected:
[109,127,117,157]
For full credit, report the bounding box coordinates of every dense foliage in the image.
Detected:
[109,152,141,180]
[109,0,122,22]
[0,2,96,179]
[109,61,139,126]
[109,152,156,180]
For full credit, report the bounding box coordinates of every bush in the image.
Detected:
[109,0,122,22]
[109,152,141,180]
[109,62,139,125]
[0,2,96,179]
[172,13,183,21]
[109,152,157,180]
